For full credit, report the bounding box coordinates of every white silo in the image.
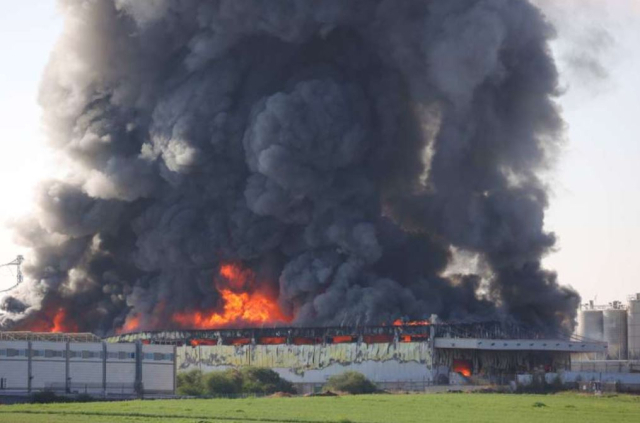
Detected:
[578,302,604,342]
[628,294,640,360]
[603,302,628,360]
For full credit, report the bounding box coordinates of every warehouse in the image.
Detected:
[0,332,175,396]
[109,319,606,392]
[1,320,607,396]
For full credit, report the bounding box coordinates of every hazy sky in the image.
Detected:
[0,0,638,306]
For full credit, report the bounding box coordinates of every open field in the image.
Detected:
[0,393,639,423]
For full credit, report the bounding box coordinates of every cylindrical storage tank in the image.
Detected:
[603,309,628,359]
[578,309,604,342]
[628,294,640,360]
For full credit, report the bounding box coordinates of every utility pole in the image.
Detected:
[0,255,25,293]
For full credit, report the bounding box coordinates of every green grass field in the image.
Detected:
[0,393,638,423]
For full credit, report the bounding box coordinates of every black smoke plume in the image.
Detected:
[0,0,579,335]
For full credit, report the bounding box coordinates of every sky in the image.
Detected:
[0,0,638,306]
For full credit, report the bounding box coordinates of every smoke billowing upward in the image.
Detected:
[0,0,579,335]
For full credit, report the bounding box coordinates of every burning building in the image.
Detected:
[0,0,580,357]
[106,319,606,392]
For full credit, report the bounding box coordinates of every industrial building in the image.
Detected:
[108,319,606,393]
[571,293,640,391]
[0,332,175,396]
[0,315,617,396]
[576,294,640,360]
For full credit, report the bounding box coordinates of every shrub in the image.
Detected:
[30,391,97,404]
[204,369,243,395]
[31,390,68,404]
[178,367,295,397]
[239,367,295,395]
[324,371,377,395]
[177,369,205,396]
[74,393,95,403]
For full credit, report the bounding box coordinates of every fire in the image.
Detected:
[392,319,430,326]
[331,335,354,344]
[172,262,290,329]
[190,339,218,346]
[173,289,288,328]
[218,263,253,290]
[117,314,141,334]
[51,308,78,333]
[18,307,79,333]
[452,359,472,377]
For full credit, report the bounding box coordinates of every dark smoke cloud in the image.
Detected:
[0,0,579,335]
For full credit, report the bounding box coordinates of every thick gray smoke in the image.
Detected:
[0,0,579,335]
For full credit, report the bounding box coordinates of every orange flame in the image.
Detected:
[393,319,430,326]
[219,263,253,290]
[51,308,79,333]
[172,262,290,329]
[117,314,141,334]
[453,359,472,377]
[173,288,288,328]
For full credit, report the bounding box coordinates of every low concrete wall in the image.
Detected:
[0,340,175,396]
[572,360,640,373]
[517,371,640,392]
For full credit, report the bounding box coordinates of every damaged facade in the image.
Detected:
[107,321,606,391]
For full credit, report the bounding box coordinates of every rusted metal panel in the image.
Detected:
[177,342,432,375]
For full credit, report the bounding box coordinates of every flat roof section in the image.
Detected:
[434,337,607,353]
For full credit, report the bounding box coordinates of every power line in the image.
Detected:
[0,255,24,293]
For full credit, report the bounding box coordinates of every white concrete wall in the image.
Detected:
[571,360,640,373]
[68,342,104,394]
[275,361,431,384]
[141,345,175,394]
[30,341,66,391]
[518,371,640,390]
[0,340,175,395]
[105,343,136,393]
[0,341,28,390]
[561,371,640,385]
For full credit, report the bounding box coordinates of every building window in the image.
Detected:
[81,351,99,359]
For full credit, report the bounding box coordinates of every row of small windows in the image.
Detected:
[143,353,174,361]
[0,349,126,359]
[0,349,173,361]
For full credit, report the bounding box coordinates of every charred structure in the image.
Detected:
[106,321,553,346]
[1,0,579,336]
[106,321,606,389]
